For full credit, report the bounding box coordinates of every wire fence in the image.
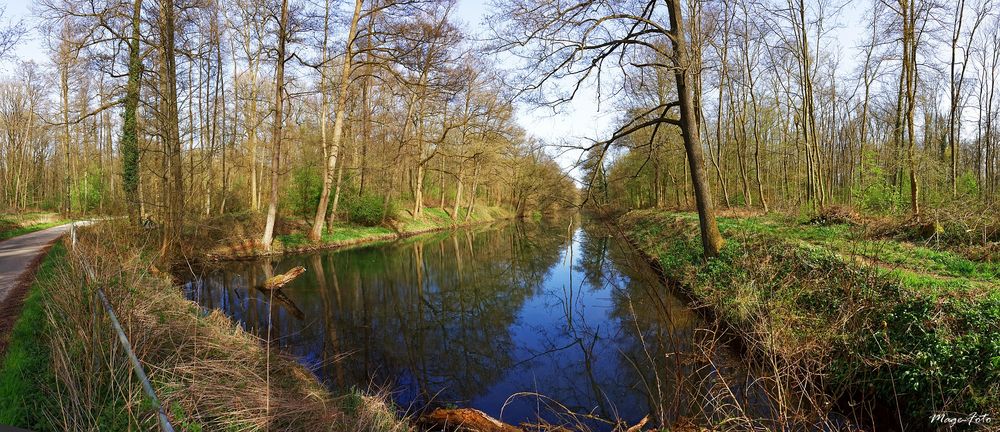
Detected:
[71,222,175,432]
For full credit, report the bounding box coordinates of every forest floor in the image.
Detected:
[619,209,999,429]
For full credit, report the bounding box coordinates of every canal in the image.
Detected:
[184,217,768,429]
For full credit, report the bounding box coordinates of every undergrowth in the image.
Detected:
[621,210,1000,428]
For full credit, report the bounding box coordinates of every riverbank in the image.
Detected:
[0,222,407,431]
[618,209,999,430]
[201,206,514,260]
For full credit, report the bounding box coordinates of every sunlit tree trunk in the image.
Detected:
[260,0,289,250]
[159,0,183,256]
[311,0,363,240]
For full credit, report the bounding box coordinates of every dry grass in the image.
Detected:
[40,220,409,431]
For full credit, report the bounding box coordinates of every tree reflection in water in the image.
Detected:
[184,219,771,430]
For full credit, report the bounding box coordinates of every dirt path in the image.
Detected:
[0,223,77,354]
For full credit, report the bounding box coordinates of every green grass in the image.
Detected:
[0,243,66,429]
[321,225,393,242]
[277,206,512,250]
[670,211,999,288]
[0,221,68,241]
[621,209,1000,421]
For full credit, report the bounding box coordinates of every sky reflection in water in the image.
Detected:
[184,219,764,429]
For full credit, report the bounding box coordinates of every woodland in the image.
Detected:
[0,0,998,430]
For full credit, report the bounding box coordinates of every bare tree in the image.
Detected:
[490,0,725,256]
[0,5,25,59]
[260,0,289,250]
[310,0,363,241]
[158,0,184,255]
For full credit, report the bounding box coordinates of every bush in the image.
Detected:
[860,293,1000,419]
[957,171,980,198]
[283,167,323,220]
[347,194,395,226]
[71,170,106,213]
[853,151,904,213]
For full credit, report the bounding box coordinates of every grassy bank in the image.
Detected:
[0,213,69,241]
[204,206,513,259]
[619,209,999,428]
[0,222,407,431]
[0,244,64,429]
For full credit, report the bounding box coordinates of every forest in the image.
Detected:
[0,0,998,431]
[0,0,576,255]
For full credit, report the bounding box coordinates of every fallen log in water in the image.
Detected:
[262,266,306,290]
[418,408,656,432]
[254,285,305,319]
[419,408,522,432]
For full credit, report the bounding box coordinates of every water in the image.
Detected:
[183,218,767,429]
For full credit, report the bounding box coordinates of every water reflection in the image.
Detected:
[185,219,769,429]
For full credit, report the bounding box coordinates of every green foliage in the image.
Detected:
[70,170,106,213]
[321,225,393,243]
[0,221,67,241]
[957,171,980,198]
[0,244,65,429]
[622,210,1000,421]
[283,166,323,220]
[121,89,140,213]
[170,401,205,432]
[423,207,450,221]
[861,293,1000,418]
[339,387,365,416]
[853,151,903,213]
[346,194,394,226]
[278,233,309,247]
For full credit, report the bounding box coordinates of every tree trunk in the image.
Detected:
[121,0,143,224]
[665,0,724,258]
[901,0,920,217]
[159,0,183,256]
[260,0,289,249]
[311,0,362,240]
[464,160,479,222]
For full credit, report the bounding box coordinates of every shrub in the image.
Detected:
[348,194,395,226]
[853,151,903,213]
[957,171,980,198]
[860,293,1000,419]
[71,170,106,213]
[283,166,322,220]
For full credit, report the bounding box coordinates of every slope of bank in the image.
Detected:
[202,206,514,260]
[0,222,406,431]
[618,210,999,429]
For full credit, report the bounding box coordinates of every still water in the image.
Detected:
[184,218,766,429]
